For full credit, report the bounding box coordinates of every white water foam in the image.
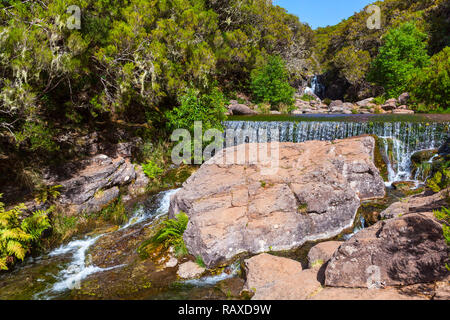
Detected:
[35,189,180,299]
[183,261,241,287]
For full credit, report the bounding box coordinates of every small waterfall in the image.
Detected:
[223,121,449,184]
[34,189,179,300]
[304,75,325,98]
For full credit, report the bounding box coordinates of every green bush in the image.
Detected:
[300,94,315,102]
[410,47,450,112]
[323,98,332,106]
[0,195,50,270]
[373,96,387,105]
[142,160,163,180]
[152,212,189,257]
[368,22,430,98]
[165,87,227,134]
[250,55,295,108]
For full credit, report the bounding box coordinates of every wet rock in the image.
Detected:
[242,253,321,300]
[411,149,438,165]
[125,165,150,200]
[391,181,417,192]
[169,136,386,268]
[438,137,450,156]
[380,188,449,219]
[308,241,343,268]
[325,213,449,288]
[177,261,206,279]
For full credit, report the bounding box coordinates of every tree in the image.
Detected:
[250,55,295,108]
[368,22,430,98]
[411,47,450,111]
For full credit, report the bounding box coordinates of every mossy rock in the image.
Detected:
[411,149,437,166]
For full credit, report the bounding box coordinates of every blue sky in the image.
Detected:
[273,0,375,29]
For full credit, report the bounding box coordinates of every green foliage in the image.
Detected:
[152,212,189,257]
[100,199,127,226]
[166,87,228,134]
[300,94,315,102]
[368,22,431,98]
[0,195,50,270]
[323,98,332,106]
[434,207,450,245]
[334,46,371,86]
[373,96,387,105]
[250,55,295,108]
[428,165,450,193]
[142,160,163,180]
[34,185,62,205]
[410,47,450,112]
[195,255,206,268]
[0,0,315,155]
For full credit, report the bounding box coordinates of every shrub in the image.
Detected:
[368,22,430,98]
[142,160,163,179]
[256,103,271,114]
[323,98,332,106]
[152,212,189,257]
[373,96,386,105]
[300,94,315,102]
[0,195,50,270]
[250,55,295,107]
[166,87,228,134]
[428,164,450,192]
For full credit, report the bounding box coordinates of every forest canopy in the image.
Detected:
[0,0,315,155]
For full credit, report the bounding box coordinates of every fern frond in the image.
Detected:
[6,240,27,261]
[0,256,8,270]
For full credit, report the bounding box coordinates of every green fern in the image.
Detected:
[34,185,62,205]
[152,212,189,257]
[0,194,50,270]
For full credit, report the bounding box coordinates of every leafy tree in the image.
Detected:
[334,46,371,86]
[250,55,295,108]
[368,22,430,98]
[410,47,450,111]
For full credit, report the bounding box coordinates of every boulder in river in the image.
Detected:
[325,212,449,288]
[242,253,321,300]
[169,136,386,268]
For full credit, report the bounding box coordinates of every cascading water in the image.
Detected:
[33,189,179,300]
[223,120,449,184]
[304,75,325,98]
